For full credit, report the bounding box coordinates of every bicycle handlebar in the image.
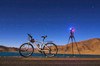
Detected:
[27,33,32,39]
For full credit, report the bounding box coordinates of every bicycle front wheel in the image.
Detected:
[43,43,58,57]
[19,43,34,57]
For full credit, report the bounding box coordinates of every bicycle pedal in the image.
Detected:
[38,50,42,53]
[38,50,44,55]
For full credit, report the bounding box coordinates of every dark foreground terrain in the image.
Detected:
[0,57,100,66]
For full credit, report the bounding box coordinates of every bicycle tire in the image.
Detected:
[19,43,34,57]
[43,43,58,57]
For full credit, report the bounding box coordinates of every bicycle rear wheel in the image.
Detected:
[43,43,58,57]
[19,43,34,57]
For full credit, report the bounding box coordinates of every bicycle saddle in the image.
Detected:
[41,35,47,38]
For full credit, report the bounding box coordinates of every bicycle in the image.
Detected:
[19,34,58,57]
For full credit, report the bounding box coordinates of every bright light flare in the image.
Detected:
[72,28,75,32]
[69,28,75,32]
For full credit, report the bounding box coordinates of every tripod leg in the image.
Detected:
[63,37,71,57]
[66,37,71,50]
[71,38,74,56]
[73,37,81,55]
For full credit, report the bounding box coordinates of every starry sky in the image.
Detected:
[0,0,100,47]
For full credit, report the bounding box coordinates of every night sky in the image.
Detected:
[0,0,100,47]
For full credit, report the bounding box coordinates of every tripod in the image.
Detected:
[66,30,80,56]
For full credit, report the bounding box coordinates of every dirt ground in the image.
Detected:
[0,57,100,66]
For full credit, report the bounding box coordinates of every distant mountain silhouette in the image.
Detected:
[0,38,100,55]
[0,45,18,52]
[57,38,100,55]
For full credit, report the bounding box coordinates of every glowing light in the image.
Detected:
[72,28,75,32]
[69,27,75,32]
[69,28,72,31]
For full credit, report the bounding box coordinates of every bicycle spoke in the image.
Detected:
[19,43,34,57]
[43,43,58,57]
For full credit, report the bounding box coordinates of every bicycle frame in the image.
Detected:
[28,39,49,51]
